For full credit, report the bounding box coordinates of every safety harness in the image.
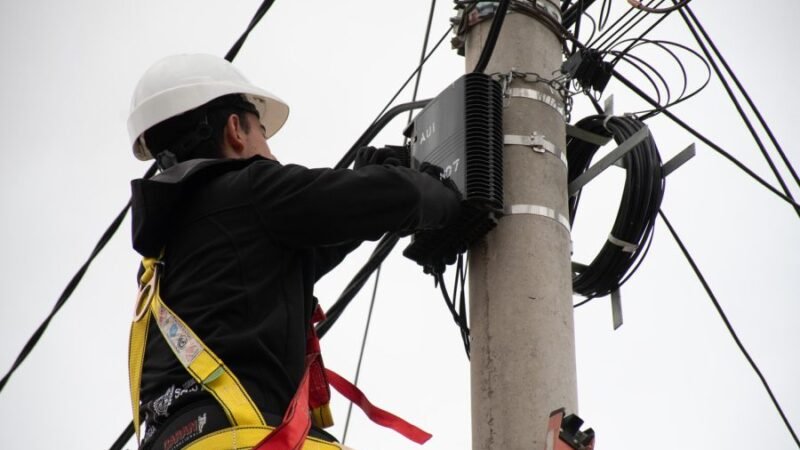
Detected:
[129,256,431,449]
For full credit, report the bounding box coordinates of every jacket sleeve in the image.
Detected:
[247,161,461,248]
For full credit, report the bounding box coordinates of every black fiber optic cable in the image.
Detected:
[562,0,599,29]
[568,115,664,301]
[658,209,800,448]
[608,38,711,118]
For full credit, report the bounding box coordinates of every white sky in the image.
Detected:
[0,1,798,449]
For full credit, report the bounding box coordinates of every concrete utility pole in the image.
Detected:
[466,3,578,449]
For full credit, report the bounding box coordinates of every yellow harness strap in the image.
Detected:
[128,257,343,449]
[183,426,347,450]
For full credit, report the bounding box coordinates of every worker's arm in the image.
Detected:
[248,160,461,248]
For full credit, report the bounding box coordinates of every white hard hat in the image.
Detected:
[127,53,289,161]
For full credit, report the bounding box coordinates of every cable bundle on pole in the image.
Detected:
[568,115,664,302]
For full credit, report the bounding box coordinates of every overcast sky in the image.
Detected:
[0,1,797,449]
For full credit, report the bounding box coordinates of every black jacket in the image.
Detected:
[131,156,460,426]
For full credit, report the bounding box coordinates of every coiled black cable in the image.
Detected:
[568,115,664,302]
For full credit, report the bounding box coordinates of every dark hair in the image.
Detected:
[143,94,256,162]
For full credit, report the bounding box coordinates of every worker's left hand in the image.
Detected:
[354,146,410,169]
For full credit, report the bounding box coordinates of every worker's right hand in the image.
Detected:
[354,146,409,169]
[419,162,463,201]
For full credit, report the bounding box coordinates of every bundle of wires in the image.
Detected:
[568,115,664,301]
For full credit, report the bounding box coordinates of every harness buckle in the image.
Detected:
[133,262,161,322]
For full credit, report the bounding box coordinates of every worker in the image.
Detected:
[126,53,461,449]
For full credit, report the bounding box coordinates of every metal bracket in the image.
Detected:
[568,127,650,196]
[566,124,611,147]
[662,143,696,177]
[507,87,565,118]
[611,289,623,330]
[603,95,615,116]
[505,204,571,233]
[505,133,568,168]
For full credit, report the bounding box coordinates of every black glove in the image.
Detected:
[418,162,463,200]
[354,145,410,169]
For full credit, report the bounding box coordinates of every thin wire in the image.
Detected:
[658,209,800,448]
[406,0,438,127]
[341,266,381,446]
[371,25,452,129]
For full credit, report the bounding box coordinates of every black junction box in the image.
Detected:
[402,73,504,272]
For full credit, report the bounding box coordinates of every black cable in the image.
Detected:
[658,209,800,448]
[406,0,438,127]
[434,256,470,358]
[628,0,690,14]
[224,0,276,62]
[608,38,711,119]
[562,0,599,29]
[683,4,800,190]
[674,5,800,218]
[612,69,800,211]
[568,115,664,300]
[598,0,612,30]
[609,48,670,110]
[472,0,511,73]
[317,31,455,339]
[572,0,584,54]
[316,234,399,338]
[589,0,657,49]
[607,9,672,64]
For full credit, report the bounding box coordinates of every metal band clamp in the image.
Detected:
[504,133,568,168]
[506,87,565,117]
[504,204,571,232]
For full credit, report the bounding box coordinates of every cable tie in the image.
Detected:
[607,234,638,253]
[602,113,615,131]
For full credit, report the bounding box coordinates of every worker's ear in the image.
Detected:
[223,113,247,154]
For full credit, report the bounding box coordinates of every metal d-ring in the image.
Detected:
[133,267,159,322]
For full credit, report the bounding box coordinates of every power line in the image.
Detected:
[611,69,800,211]
[658,209,800,448]
[674,4,799,218]
[682,4,799,190]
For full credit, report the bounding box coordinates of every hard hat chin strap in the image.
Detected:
[155,118,214,171]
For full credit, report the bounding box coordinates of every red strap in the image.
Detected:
[307,306,331,410]
[255,355,315,450]
[326,368,432,445]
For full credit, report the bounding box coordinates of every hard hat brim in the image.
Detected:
[128,81,289,161]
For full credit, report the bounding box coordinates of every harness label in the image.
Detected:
[157,307,202,366]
